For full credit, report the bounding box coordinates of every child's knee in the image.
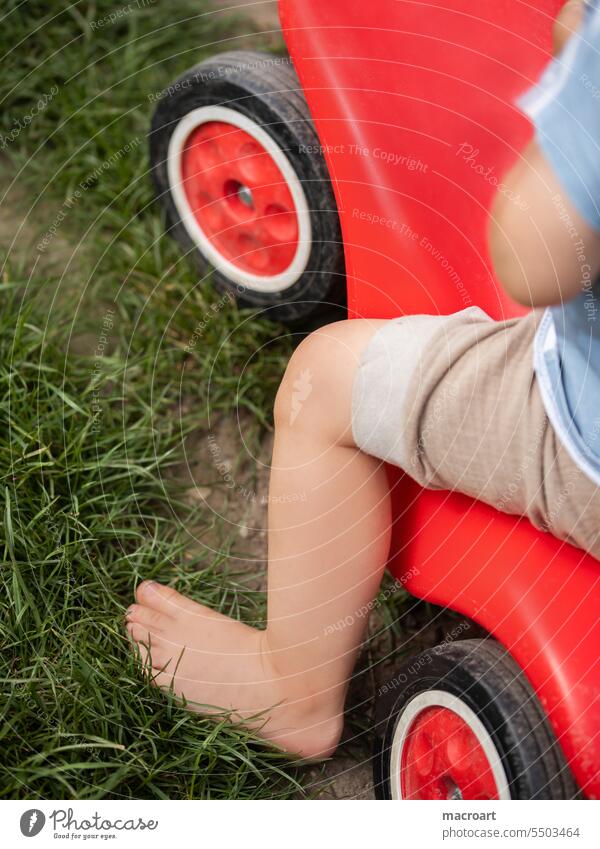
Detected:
[274,319,386,438]
[274,324,341,433]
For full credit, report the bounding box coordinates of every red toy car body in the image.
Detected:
[279,0,599,799]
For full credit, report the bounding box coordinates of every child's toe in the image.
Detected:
[149,665,191,698]
[126,623,170,671]
[135,581,197,616]
[126,620,154,646]
[126,603,170,631]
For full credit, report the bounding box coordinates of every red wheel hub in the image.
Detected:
[180,121,300,277]
[400,706,500,800]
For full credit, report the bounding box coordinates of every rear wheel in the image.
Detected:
[373,639,579,799]
[149,51,345,324]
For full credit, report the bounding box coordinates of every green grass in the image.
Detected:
[0,0,306,800]
[0,280,303,799]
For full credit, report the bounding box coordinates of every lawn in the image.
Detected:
[0,0,419,800]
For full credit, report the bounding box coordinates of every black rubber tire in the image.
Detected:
[373,638,579,799]
[149,50,345,325]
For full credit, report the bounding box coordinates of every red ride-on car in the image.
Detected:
[149,0,600,799]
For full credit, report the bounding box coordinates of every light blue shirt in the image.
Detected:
[519,0,600,485]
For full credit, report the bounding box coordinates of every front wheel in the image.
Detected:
[149,50,345,324]
[373,638,578,799]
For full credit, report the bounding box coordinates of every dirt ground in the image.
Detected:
[212,0,281,30]
[0,166,77,280]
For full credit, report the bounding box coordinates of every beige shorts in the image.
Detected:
[351,307,600,560]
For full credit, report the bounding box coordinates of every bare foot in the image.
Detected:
[125,581,343,759]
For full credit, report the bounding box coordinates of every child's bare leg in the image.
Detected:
[126,319,392,758]
[263,319,393,751]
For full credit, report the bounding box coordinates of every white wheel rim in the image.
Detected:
[389,689,511,800]
[166,105,312,293]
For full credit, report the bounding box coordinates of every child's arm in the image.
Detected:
[488,140,600,306]
[488,0,600,307]
[553,0,586,54]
